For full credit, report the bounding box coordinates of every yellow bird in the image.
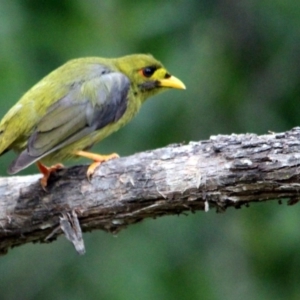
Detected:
[0,54,185,187]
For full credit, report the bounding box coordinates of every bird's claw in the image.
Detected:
[86,153,119,181]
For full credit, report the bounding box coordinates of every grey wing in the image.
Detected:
[8,71,130,174]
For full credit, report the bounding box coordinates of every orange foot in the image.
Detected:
[37,162,64,189]
[75,150,119,180]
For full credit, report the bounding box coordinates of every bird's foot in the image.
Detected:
[37,162,64,189]
[75,150,119,180]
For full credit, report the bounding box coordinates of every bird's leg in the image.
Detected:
[37,161,64,189]
[75,150,119,180]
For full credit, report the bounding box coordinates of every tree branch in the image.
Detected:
[1,128,300,255]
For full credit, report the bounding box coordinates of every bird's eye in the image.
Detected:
[141,66,156,78]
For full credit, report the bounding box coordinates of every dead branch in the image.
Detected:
[1,127,300,255]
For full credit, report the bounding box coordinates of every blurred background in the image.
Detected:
[1,0,300,299]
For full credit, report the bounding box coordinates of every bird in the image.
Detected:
[0,54,185,188]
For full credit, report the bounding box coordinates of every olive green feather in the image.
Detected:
[0,54,185,174]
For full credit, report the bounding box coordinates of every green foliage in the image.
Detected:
[1,0,300,299]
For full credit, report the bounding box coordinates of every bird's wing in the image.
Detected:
[8,71,130,174]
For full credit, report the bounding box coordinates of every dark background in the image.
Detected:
[1,1,300,299]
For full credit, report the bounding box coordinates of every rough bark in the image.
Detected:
[1,128,300,255]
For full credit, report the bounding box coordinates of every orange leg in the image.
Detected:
[75,150,119,180]
[37,162,64,189]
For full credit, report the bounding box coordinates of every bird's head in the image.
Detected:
[114,54,186,102]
